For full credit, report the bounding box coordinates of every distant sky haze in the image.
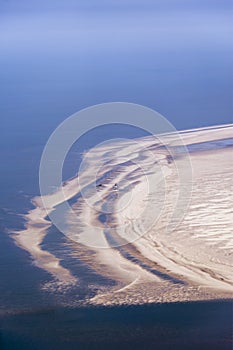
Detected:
[0,0,232,130]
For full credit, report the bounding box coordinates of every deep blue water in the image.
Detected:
[0,0,232,348]
[0,302,232,350]
[0,125,232,349]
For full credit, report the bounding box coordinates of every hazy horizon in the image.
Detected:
[1,0,232,135]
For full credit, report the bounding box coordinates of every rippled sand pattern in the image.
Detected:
[14,124,233,305]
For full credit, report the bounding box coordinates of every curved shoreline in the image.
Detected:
[13,124,233,305]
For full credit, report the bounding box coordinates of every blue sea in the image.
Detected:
[0,122,232,349]
[0,0,232,349]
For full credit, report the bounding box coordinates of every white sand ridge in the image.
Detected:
[13,124,233,303]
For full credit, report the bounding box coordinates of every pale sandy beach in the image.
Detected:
[14,124,233,305]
